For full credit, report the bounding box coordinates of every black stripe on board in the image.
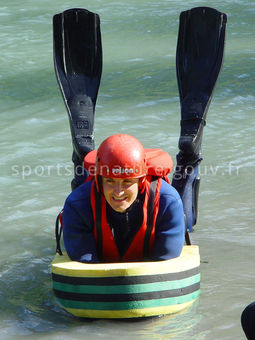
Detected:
[52,266,200,286]
[53,282,200,302]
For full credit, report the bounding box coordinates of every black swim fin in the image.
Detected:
[53,8,102,188]
[172,7,227,231]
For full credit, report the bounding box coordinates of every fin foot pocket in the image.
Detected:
[179,92,209,153]
[68,94,95,160]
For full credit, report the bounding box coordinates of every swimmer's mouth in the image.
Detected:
[112,196,128,202]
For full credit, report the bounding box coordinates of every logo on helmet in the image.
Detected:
[112,167,134,175]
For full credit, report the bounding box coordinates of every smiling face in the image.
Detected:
[102,177,139,213]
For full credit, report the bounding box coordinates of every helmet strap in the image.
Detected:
[139,176,146,194]
[95,175,103,193]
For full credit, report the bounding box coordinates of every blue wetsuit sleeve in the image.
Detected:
[152,189,185,261]
[62,199,99,263]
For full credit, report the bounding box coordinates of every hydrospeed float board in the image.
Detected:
[51,245,200,318]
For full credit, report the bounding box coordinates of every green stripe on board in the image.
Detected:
[56,289,200,310]
[53,274,200,295]
[54,282,200,302]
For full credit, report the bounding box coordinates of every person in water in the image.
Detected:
[62,134,185,263]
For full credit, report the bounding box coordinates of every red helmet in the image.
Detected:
[96,134,147,178]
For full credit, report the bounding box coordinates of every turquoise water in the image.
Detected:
[0,0,255,339]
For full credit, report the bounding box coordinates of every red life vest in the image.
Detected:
[86,148,173,262]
